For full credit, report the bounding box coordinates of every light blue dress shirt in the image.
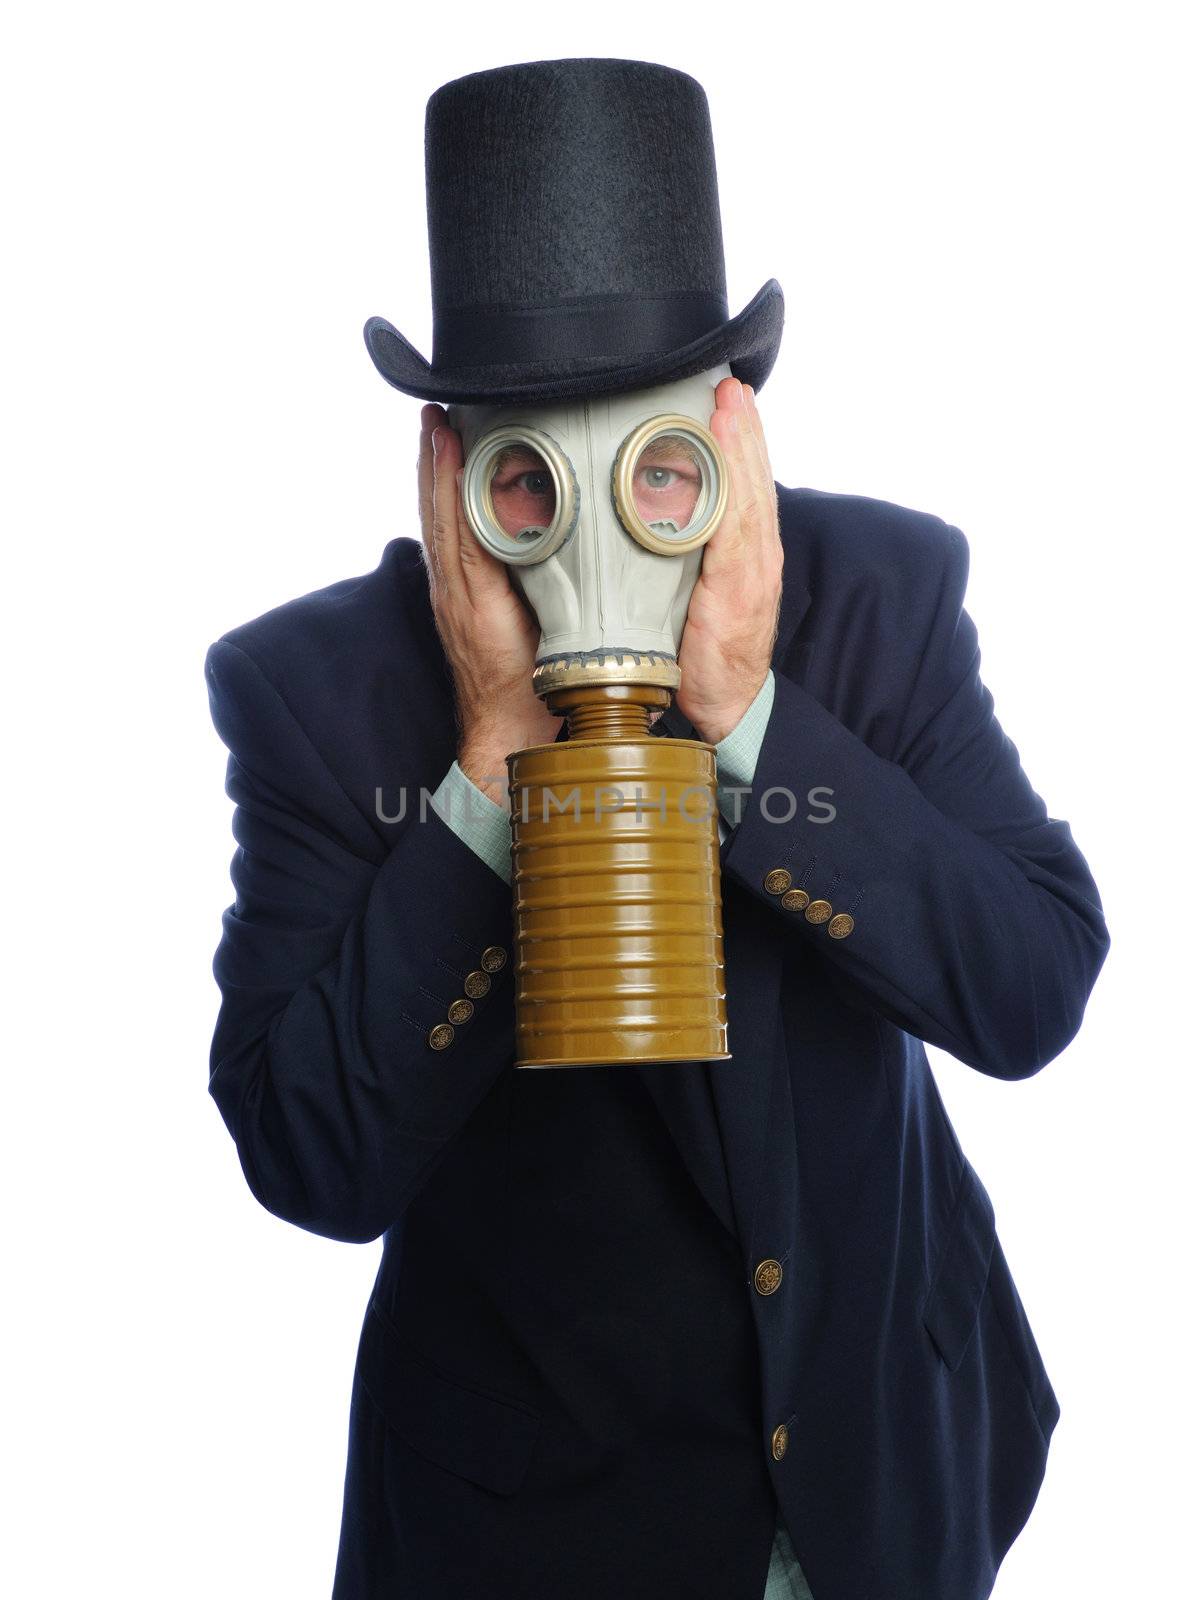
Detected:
[427,669,815,1598]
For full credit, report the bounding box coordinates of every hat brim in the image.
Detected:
[363,278,784,404]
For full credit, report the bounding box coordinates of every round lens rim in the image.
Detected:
[461,425,579,565]
[611,414,729,556]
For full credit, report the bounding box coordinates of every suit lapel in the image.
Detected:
[703,881,787,1252]
[638,1063,739,1237]
[635,831,790,1250]
[640,486,813,1249]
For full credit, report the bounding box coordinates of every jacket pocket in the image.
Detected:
[355,1299,541,1496]
[921,1159,997,1373]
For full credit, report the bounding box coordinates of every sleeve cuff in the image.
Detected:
[714,670,776,829]
[429,761,513,885]
[428,684,773,877]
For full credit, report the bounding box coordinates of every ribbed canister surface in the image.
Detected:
[508,736,729,1067]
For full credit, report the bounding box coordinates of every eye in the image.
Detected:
[488,448,559,540]
[630,442,704,534]
[612,417,728,555]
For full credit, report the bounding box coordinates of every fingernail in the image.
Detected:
[742,383,755,407]
[432,427,444,456]
[738,383,749,409]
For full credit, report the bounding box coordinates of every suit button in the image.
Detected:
[828,913,855,939]
[763,868,792,895]
[754,1258,784,1295]
[464,970,491,999]
[771,1424,790,1461]
[804,899,833,924]
[428,1022,455,1050]
[781,889,810,912]
[481,945,508,973]
[448,998,475,1025]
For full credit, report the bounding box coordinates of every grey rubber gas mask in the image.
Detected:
[449,363,731,696]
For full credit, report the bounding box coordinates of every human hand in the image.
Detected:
[418,405,562,805]
[675,377,784,745]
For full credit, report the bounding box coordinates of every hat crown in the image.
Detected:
[362,56,783,403]
[424,58,728,316]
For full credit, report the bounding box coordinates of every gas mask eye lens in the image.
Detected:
[612,415,728,555]
[462,425,579,565]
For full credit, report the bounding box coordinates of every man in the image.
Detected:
[204,58,1109,1600]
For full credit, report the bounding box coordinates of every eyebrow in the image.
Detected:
[491,444,544,475]
[488,434,701,479]
[638,436,702,464]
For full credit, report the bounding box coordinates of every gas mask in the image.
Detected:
[447,364,734,1070]
[448,363,731,696]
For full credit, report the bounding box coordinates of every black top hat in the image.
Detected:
[364,57,785,404]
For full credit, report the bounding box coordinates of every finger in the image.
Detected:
[430,422,468,596]
[418,404,444,531]
[418,404,446,574]
[736,385,782,572]
[453,469,516,603]
[706,401,757,574]
[728,405,769,558]
[714,374,745,421]
[741,382,772,483]
[715,374,761,499]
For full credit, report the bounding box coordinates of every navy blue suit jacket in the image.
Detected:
[204,485,1109,1599]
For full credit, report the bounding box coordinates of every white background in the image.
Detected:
[4,3,1200,1595]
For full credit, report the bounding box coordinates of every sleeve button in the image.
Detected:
[804,899,833,924]
[481,945,508,973]
[828,913,855,938]
[781,889,810,912]
[448,998,475,1024]
[464,970,491,999]
[763,868,793,895]
[428,1022,456,1050]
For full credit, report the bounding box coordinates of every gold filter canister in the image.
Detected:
[507,685,730,1068]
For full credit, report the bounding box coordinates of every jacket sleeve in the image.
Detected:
[720,521,1110,1081]
[204,637,517,1244]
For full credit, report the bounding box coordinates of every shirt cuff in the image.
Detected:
[428,761,513,885]
[713,670,776,828]
[429,683,769,879]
